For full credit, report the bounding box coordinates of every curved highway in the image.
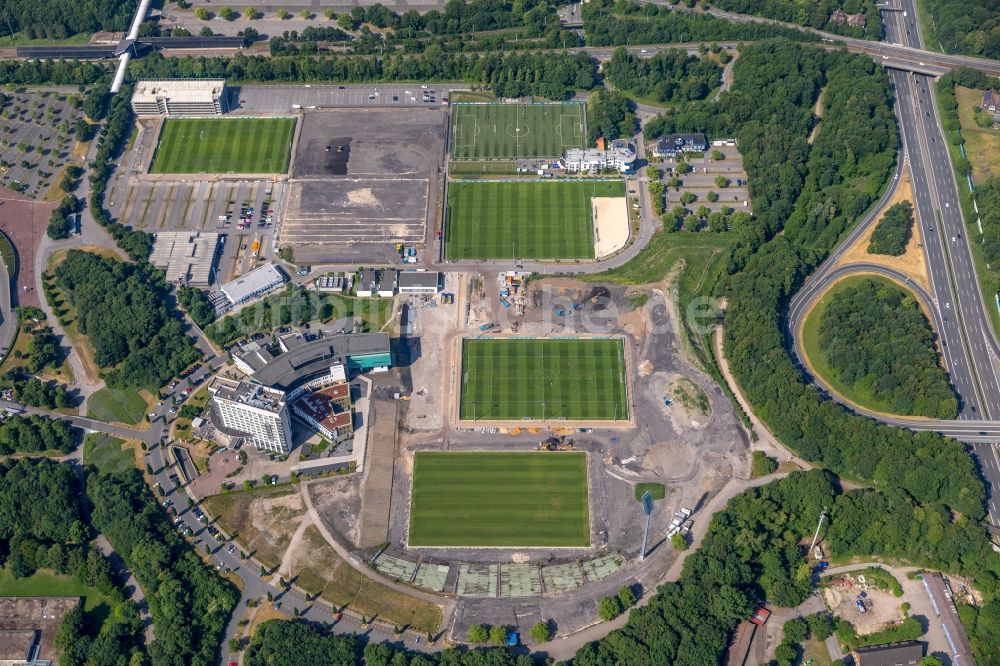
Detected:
[786,0,1000,526]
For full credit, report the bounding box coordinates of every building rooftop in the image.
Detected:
[220,263,285,305]
[132,79,225,104]
[149,231,219,285]
[294,385,352,432]
[211,378,286,414]
[0,629,35,660]
[398,271,441,290]
[855,641,922,666]
[251,332,391,390]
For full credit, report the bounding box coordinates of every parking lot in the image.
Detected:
[234,84,454,115]
[110,178,285,283]
[652,146,751,214]
[0,89,84,198]
[278,108,446,264]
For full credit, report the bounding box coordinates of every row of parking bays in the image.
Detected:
[111,179,284,283]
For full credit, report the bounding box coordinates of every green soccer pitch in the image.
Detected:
[149,117,296,174]
[460,337,629,421]
[445,180,624,260]
[408,451,590,547]
[450,103,586,159]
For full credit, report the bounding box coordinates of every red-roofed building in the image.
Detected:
[293,383,354,442]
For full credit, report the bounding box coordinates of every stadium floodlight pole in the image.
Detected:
[640,491,654,560]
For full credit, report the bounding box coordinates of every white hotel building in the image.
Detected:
[209,378,292,454]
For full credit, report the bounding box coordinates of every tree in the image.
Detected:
[218,7,234,20]
[466,624,487,643]
[337,13,355,30]
[868,201,913,256]
[200,26,214,36]
[587,89,637,142]
[244,7,256,20]
[714,175,730,188]
[710,149,724,160]
[680,191,696,205]
[671,532,688,550]
[195,7,209,20]
[276,8,290,20]
[300,9,312,20]
[488,624,508,645]
[323,8,336,19]
[617,586,637,608]
[598,596,622,621]
[707,190,719,202]
[529,620,551,643]
[920,657,944,666]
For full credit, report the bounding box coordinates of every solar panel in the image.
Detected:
[15,46,117,59]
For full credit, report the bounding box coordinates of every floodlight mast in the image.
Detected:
[640,490,653,560]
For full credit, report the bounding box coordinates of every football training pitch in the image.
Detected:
[408,451,590,547]
[450,103,586,159]
[445,180,623,260]
[149,117,296,174]
[460,337,628,421]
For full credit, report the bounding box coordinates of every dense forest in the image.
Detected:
[53,250,199,389]
[817,277,958,418]
[708,0,883,39]
[0,459,146,665]
[582,0,822,46]
[129,50,598,99]
[0,0,136,39]
[87,469,238,666]
[586,89,637,143]
[915,0,1000,59]
[0,414,77,455]
[664,41,992,518]
[603,47,723,104]
[867,201,913,255]
[0,60,112,86]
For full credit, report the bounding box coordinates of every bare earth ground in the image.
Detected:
[203,488,307,571]
[592,196,630,259]
[833,164,929,291]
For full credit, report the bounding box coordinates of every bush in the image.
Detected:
[467,624,487,643]
[751,451,778,478]
[598,596,623,621]
[670,532,688,550]
[529,620,551,643]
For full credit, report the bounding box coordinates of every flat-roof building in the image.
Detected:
[131,79,227,116]
[220,263,286,306]
[0,597,81,666]
[250,332,391,391]
[564,139,636,174]
[233,341,273,376]
[149,231,219,286]
[357,269,379,297]
[397,270,441,294]
[209,378,292,453]
[854,641,922,666]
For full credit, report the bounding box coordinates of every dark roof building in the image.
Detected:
[854,641,922,666]
[982,89,1000,112]
[651,133,708,157]
[397,271,442,294]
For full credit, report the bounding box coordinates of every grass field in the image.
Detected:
[450,103,586,159]
[408,452,590,547]
[82,433,134,474]
[460,337,628,421]
[955,86,1000,186]
[149,117,295,174]
[445,180,623,260]
[87,387,149,425]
